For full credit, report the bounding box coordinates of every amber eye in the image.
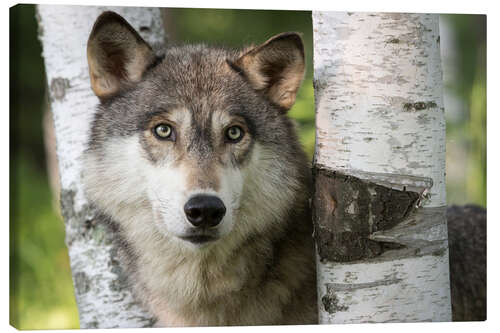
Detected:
[225,126,244,142]
[154,124,173,140]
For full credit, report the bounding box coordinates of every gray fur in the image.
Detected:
[83,11,317,326]
[447,205,486,321]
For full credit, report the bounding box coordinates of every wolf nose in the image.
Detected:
[184,195,226,228]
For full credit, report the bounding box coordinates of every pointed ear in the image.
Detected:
[87,11,156,99]
[229,32,305,111]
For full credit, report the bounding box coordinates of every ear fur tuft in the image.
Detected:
[230,32,306,111]
[87,11,156,99]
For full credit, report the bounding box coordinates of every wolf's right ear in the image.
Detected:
[87,11,156,99]
[228,32,305,111]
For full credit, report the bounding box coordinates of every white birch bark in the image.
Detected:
[37,5,165,328]
[312,12,452,323]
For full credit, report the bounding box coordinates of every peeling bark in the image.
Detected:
[313,167,426,262]
[312,12,451,323]
[37,5,165,328]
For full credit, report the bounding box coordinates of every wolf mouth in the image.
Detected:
[179,234,218,244]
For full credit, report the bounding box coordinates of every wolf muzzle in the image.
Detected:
[184,194,226,228]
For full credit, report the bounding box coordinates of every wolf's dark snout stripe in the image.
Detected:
[184,195,226,228]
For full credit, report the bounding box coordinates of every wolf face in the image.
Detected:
[83,11,308,251]
[82,11,317,325]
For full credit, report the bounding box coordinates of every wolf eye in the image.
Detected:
[154,124,173,140]
[225,126,244,142]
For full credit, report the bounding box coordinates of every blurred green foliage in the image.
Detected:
[10,5,485,330]
[10,155,79,329]
[441,15,486,207]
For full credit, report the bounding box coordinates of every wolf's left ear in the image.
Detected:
[87,11,156,99]
[229,32,305,111]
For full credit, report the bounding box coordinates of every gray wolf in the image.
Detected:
[82,11,318,326]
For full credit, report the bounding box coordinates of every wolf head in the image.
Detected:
[82,11,310,250]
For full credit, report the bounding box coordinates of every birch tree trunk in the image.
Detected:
[312,12,452,323]
[37,5,165,328]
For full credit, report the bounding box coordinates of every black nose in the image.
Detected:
[184,195,226,228]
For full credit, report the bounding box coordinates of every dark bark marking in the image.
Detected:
[322,291,349,314]
[50,77,70,101]
[386,37,400,44]
[74,271,91,295]
[59,188,103,246]
[312,167,424,263]
[108,245,131,292]
[403,101,437,112]
[60,189,77,222]
[86,321,99,329]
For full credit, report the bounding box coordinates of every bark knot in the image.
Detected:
[50,77,70,101]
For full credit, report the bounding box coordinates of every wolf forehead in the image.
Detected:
[93,46,269,141]
[139,46,248,103]
[122,45,267,122]
[87,11,306,149]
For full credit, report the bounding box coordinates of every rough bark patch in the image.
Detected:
[312,167,425,263]
[322,286,349,314]
[50,77,70,101]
